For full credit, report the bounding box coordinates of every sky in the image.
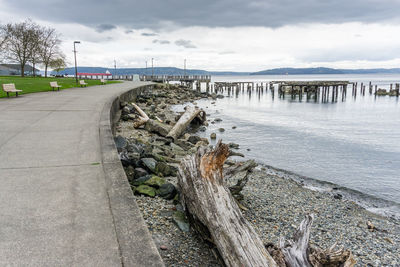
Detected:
[1,0,400,72]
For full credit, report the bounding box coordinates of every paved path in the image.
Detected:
[0,82,163,266]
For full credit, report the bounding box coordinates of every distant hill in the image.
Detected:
[250,67,400,75]
[53,67,249,76]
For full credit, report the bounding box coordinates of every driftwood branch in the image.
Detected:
[131,102,149,128]
[267,214,356,267]
[167,105,205,140]
[178,141,356,267]
[224,160,257,201]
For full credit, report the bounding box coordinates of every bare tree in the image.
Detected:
[4,20,41,77]
[39,27,63,77]
[49,56,67,76]
[0,24,10,61]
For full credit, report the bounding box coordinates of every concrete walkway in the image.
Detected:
[0,82,163,266]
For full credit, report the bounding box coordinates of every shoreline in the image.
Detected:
[257,163,400,221]
[115,83,400,266]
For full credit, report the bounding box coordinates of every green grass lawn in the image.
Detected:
[0,76,121,98]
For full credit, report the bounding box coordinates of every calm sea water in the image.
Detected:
[177,74,400,218]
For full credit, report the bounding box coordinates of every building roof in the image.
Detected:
[78,72,112,76]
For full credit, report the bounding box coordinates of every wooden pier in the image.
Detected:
[211,80,400,102]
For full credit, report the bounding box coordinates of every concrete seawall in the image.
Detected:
[100,84,165,266]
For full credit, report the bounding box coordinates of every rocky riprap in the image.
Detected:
[115,84,223,265]
[115,83,400,266]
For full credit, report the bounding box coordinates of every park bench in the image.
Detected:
[50,81,62,91]
[2,83,23,97]
[100,79,106,85]
[79,80,88,87]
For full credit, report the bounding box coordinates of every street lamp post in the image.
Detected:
[73,41,80,84]
[151,58,154,79]
[184,59,186,77]
[114,59,117,80]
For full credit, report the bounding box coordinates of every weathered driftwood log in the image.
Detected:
[177,141,356,267]
[167,105,206,140]
[131,103,149,128]
[178,141,278,266]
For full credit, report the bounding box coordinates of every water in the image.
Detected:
[175,74,400,218]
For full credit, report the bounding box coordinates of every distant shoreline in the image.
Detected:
[53,66,400,76]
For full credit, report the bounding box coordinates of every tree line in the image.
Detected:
[0,19,66,77]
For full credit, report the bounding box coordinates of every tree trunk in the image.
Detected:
[21,64,25,77]
[167,105,206,140]
[178,141,278,266]
[177,141,356,267]
[45,64,48,78]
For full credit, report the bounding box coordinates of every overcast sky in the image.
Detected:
[1,0,400,71]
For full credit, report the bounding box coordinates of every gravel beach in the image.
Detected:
[115,84,400,266]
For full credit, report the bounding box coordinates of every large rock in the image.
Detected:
[172,211,190,232]
[155,162,173,177]
[121,114,135,121]
[144,175,166,188]
[124,166,135,182]
[114,135,127,152]
[187,135,202,144]
[174,139,194,150]
[132,174,153,186]
[134,167,148,179]
[145,119,172,137]
[141,158,157,173]
[157,183,177,200]
[122,106,131,115]
[135,185,156,197]
[126,142,145,155]
[119,151,141,167]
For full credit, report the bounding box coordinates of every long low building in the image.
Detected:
[77,72,112,79]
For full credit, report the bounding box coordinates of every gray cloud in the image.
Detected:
[5,0,400,29]
[299,46,400,63]
[95,24,116,32]
[142,32,158,36]
[125,29,134,34]
[175,39,196,48]
[153,39,170,44]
